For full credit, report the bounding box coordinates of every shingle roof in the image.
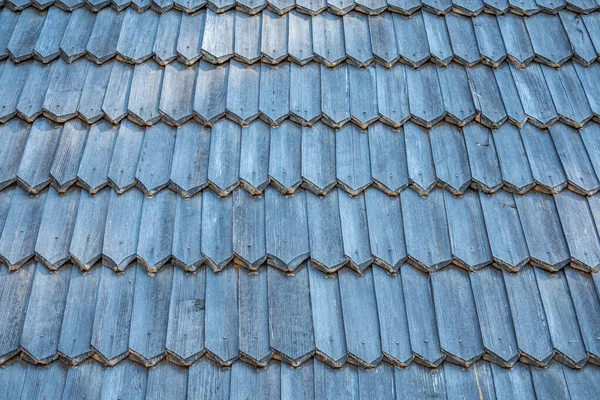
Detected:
[2,2,600,399]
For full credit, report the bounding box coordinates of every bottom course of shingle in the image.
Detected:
[0,358,598,399]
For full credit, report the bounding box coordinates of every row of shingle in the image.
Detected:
[1,359,598,400]
[1,262,599,369]
[2,8,599,69]
[4,118,600,199]
[2,0,600,16]
[1,58,600,129]
[1,182,600,272]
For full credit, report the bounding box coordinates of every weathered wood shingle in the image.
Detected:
[3,5,600,399]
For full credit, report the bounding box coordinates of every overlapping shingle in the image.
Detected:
[3,2,600,398]
[3,59,600,129]
[1,262,600,369]
[2,0,580,12]
[2,183,600,273]
[4,118,600,199]
[2,9,600,69]
[2,0,600,14]
[1,359,598,400]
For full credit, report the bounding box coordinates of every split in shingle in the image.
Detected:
[265,187,309,271]
[365,188,406,271]
[444,190,492,270]
[401,264,445,366]
[401,189,452,271]
[462,123,503,192]
[115,9,159,64]
[535,268,588,368]
[422,12,452,65]
[335,124,372,195]
[101,61,133,123]
[479,191,530,271]
[429,123,471,194]
[472,14,506,68]
[86,8,125,64]
[492,124,533,194]
[167,268,206,365]
[78,62,112,124]
[503,267,554,365]
[137,190,176,272]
